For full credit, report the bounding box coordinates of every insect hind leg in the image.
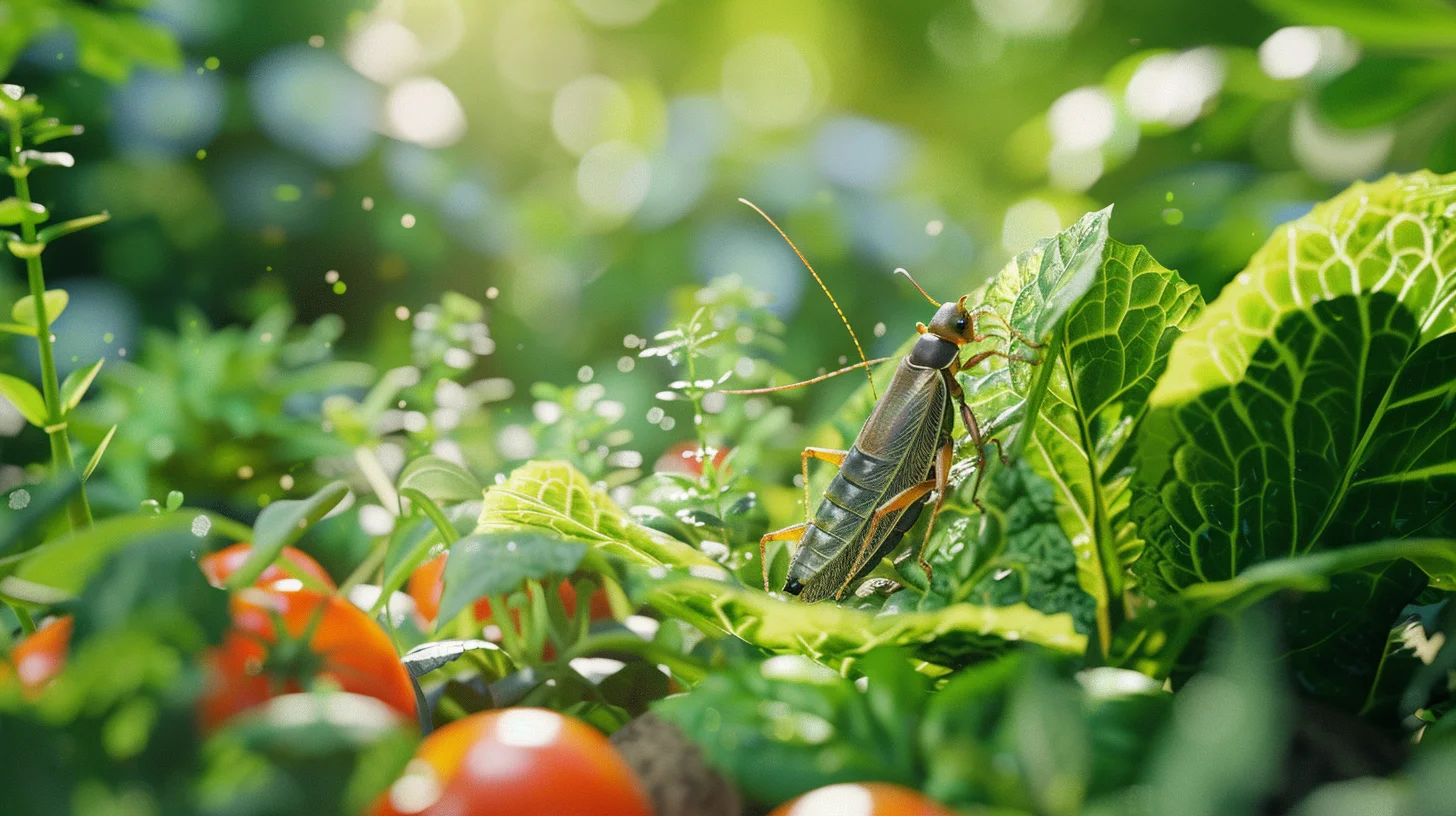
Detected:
[760,523,809,592]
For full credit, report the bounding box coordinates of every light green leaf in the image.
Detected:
[1132,171,1456,703]
[83,424,117,482]
[0,322,37,336]
[36,212,109,244]
[60,358,103,413]
[641,574,1085,672]
[0,373,46,426]
[438,532,589,624]
[226,481,350,589]
[11,288,68,328]
[475,460,720,570]
[0,197,47,226]
[58,6,183,83]
[398,454,482,503]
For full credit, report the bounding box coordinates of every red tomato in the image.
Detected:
[199,542,336,590]
[654,440,730,477]
[408,553,611,627]
[6,615,73,694]
[768,783,955,816]
[371,708,652,816]
[198,587,416,731]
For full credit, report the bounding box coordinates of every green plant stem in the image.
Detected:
[8,118,90,529]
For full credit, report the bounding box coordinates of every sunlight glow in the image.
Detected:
[385,77,466,147]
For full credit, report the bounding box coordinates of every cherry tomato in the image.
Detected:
[655,440,730,477]
[768,783,956,816]
[408,553,611,626]
[5,615,72,694]
[199,542,336,590]
[198,587,415,731]
[372,707,652,816]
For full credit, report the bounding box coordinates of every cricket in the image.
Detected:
[723,200,1045,602]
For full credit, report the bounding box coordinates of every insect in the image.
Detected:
[725,201,1043,602]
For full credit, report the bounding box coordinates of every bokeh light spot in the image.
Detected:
[722,35,818,131]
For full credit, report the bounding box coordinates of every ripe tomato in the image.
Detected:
[5,615,73,694]
[199,542,336,590]
[372,707,652,816]
[198,587,415,731]
[768,783,956,816]
[407,553,611,626]
[655,440,730,477]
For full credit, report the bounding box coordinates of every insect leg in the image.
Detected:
[947,375,994,514]
[759,523,810,591]
[910,440,955,583]
[834,479,937,599]
[800,448,848,522]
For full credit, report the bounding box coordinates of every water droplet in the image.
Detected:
[401,213,416,228]
[8,489,30,510]
[191,515,213,536]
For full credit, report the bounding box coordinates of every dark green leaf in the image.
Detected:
[437,531,588,624]
[652,654,919,806]
[0,475,79,557]
[1318,57,1456,129]
[1253,0,1456,50]
[15,510,232,593]
[1133,171,1456,703]
[226,481,350,589]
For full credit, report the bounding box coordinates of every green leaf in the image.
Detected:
[1253,0,1456,50]
[1133,171,1456,702]
[437,532,588,625]
[651,653,923,806]
[0,322,36,336]
[0,373,46,426]
[0,475,79,558]
[398,454,482,503]
[36,212,109,244]
[0,197,46,226]
[1111,538,1456,682]
[58,6,183,83]
[1317,57,1456,129]
[83,424,117,482]
[26,118,83,145]
[14,510,233,593]
[11,288,68,327]
[59,358,102,413]
[226,481,350,589]
[475,461,720,570]
[640,574,1085,671]
[926,460,1096,632]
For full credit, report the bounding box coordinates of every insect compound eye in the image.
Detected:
[955,316,968,332]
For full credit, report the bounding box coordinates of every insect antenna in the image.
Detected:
[720,356,896,395]
[894,267,941,307]
[739,198,877,399]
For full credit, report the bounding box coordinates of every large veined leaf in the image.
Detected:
[474,460,720,570]
[957,237,1202,654]
[639,574,1085,671]
[1131,171,1456,705]
[1111,538,1456,681]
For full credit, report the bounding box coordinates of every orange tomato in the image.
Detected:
[407,553,611,627]
[199,542,336,590]
[768,783,956,816]
[198,587,415,731]
[372,708,652,816]
[5,615,73,694]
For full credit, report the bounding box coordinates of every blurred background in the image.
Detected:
[1,0,1453,532]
